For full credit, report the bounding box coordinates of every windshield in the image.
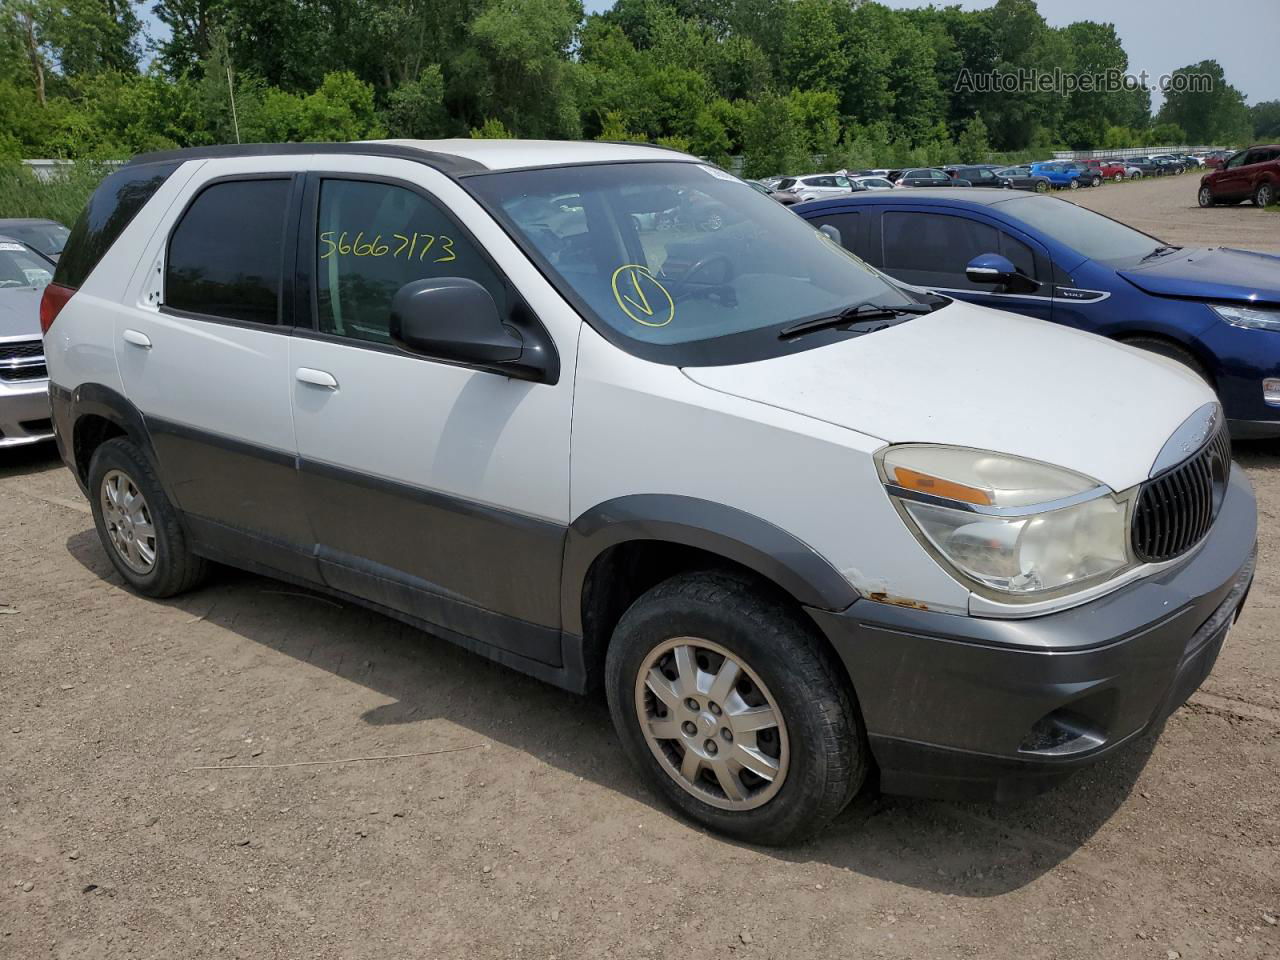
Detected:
[5,222,68,257]
[468,161,923,365]
[0,243,54,289]
[1000,195,1162,263]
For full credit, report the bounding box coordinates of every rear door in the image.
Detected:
[115,159,314,578]
[287,159,577,664]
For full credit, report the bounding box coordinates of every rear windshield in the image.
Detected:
[55,161,179,288]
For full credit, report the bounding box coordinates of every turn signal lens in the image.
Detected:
[890,466,993,505]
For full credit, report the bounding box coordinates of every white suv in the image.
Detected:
[41,140,1256,844]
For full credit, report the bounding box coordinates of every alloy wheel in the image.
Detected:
[1199,186,1214,207]
[101,469,157,574]
[635,637,789,811]
[1259,185,1274,208]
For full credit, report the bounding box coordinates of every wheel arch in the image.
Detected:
[562,496,860,693]
[56,383,161,490]
[1110,328,1218,389]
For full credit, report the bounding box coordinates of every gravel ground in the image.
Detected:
[3,172,1278,958]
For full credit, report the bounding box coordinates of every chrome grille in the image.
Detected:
[1132,425,1231,563]
[0,339,47,382]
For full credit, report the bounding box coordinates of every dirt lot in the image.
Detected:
[3,172,1279,959]
[1065,169,1280,253]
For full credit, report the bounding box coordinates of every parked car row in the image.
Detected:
[0,220,61,449]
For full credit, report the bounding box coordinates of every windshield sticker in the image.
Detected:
[611,264,675,327]
[698,164,739,183]
[0,242,25,252]
[319,230,456,263]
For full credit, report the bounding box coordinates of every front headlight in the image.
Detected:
[1212,303,1280,332]
[879,446,1132,599]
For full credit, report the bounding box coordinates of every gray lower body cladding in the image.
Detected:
[809,466,1257,802]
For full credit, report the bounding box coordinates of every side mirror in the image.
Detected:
[390,277,525,370]
[817,224,842,244]
[966,253,1040,294]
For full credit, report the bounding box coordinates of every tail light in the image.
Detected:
[40,282,76,335]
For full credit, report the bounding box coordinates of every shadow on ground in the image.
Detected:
[63,524,1158,898]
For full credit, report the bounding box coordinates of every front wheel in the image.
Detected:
[1068,178,1080,190]
[1035,180,1049,193]
[1198,185,1216,207]
[605,571,866,845]
[1091,175,1102,187]
[1113,172,1124,182]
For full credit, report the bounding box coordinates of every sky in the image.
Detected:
[142,0,1277,112]
[875,0,1277,111]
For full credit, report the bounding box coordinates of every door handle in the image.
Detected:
[122,329,152,349]
[295,367,338,390]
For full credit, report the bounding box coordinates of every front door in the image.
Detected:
[288,165,575,665]
[877,209,1055,322]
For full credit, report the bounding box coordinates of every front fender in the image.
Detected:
[560,494,859,637]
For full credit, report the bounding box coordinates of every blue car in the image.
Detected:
[1029,161,1097,189]
[797,188,1280,436]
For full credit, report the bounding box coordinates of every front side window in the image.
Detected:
[882,211,999,289]
[468,161,929,365]
[806,213,863,258]
[166,179,290,325]
[314,179,506,345]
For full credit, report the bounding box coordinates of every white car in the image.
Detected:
[852,176,895,190]
[42,139,1257,845]
[772,172,858,202]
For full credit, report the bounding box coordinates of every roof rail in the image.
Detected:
[124,142,487,176]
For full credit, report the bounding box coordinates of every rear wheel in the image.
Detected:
[605,571,866,845]
[1068,178,1080,190]
[1255,182,1275,208]
[88,437,208,597]
[1034,180,1049,193]
[1091,175,1102,187]
[1113,172,1124,183]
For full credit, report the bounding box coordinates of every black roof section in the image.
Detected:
[124,142,488,176]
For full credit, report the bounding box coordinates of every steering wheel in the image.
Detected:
[666,252,737,303]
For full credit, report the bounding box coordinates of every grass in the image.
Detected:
[0,160,117,226]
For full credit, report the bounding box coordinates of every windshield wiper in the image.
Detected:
[1140,244,1181,262]
[778,302,933,340]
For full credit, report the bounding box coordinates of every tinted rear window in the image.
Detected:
[165,178,290,325]
[54,162,179,288]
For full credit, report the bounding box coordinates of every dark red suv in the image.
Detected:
[1198,145,1280,208]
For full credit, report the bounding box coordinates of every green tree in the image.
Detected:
[1252,101,1280,141]
[955,114,990,162]
[384,65,449,138]
[1157,60,1249,144]
[471,116,513,138]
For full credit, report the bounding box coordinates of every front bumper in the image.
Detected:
[808,465,1258,802]
[0,378,54,448]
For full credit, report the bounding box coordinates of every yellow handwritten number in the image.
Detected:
[434,235,456,263]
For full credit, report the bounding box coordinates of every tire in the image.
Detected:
[1122,336,1213,389]
[1132,171,1143,180]
[1068,178,1080,190]
[1034,180,1049,193]
[1091,175,1102,187]
[1198,185,1216,207]
[1255,182,1275,208]
[605,570,866,846]
[88,437,208,598]
[1113,172,1124,183]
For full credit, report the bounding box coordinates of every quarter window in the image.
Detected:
[166,179,290,325]
[314,179,506,345]
[882,211,999,289]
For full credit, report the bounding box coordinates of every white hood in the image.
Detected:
[683,300,1215,493]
